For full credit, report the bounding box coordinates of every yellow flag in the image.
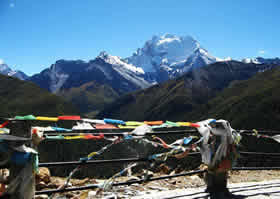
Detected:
[125,121,144,126]
[36,116,59,122]
[64,135,85,140]
[176,122,191,126]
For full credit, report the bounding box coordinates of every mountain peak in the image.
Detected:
[149,34,199,50]
[154,33,196,43]
[125,33,217,80]
[0,62,28,80]
[150,33,180,42]
[161,33,176,38]
[0,63,10,73]
[98,51,109,59]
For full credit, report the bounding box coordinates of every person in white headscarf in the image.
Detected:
[196,119,241,199]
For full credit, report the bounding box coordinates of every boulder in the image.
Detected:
[36,167,51,184]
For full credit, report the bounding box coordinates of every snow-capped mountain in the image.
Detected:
[97,51,151,89]
[0,63,11,74]
[242,58,261,64]
[169,48,218,77]
[242,57,280,65]
[125,34,219,82]
[98,51,145,75]
[29,52,151,94]
[29,52,152,115]
[23,34,280,116]
[0,63,28,80]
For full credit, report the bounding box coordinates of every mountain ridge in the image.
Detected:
[29,54,152,116]
[0,63,28,80]
[194,66,280,129]
[0,74,78,116]
[4,33,279,118]
[97,60,280,122]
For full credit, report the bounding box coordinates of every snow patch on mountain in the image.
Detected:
[47,63,69,93]
[242,58,261,64]
[182,48,218,73]
[216,57,233,62]
[8,70,29,80]
[97,51,150,89]
[98,51,145,74]
[112,64,151,89]
[242,57,280,65]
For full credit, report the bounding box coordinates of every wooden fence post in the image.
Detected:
[7,120,35,199]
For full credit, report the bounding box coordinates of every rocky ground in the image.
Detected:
[34,168,280,199]
[133,180,280,199]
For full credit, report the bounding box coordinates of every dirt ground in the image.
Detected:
[38,170,280,198]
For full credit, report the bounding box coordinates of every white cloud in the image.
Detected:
[0,59,4,65]
[258,50,266,55]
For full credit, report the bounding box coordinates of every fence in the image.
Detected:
[1,117,280,198]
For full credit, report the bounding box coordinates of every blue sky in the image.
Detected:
[0,0,279,75]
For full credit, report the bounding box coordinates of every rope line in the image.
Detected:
[39,153,201,167]
[41,129,280,143]
[38,151,280,167]
[43,129,198,137]
[232,167,280,171]
[43,129,280,136]
[240,152,280,156]
[39,157,150,167]
[238,130,280,135]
